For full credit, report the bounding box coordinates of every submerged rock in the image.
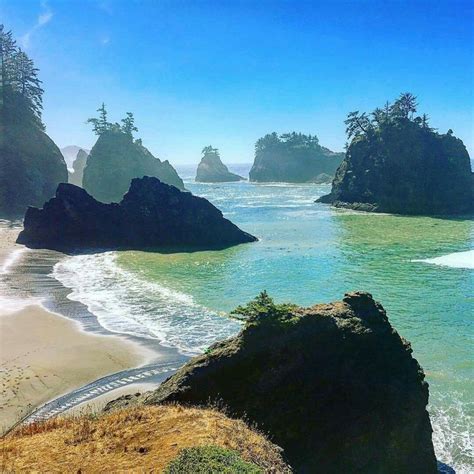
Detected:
[109,291,437,473]
[17,176,257,252]
[82,130,185,203]
[67,148,89,186]
[249,132,344,183]
[195,146,243,183]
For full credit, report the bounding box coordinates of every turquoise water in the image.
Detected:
[53,169,473,471]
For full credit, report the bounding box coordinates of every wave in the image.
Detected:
[51,252,241,356]
[0,247,27,275]
[412,250,474,269]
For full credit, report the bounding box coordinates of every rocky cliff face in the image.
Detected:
[196,150,243,182]
[0,109,68,218]
[67,149,88,186]
[249,132,344,183]
[17,176,257,252]
[318,117,473,215]
[109,291,437,474]
[82,131,184,203]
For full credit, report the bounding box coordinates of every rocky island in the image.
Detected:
[17,176,257,252]
[82,105,184,203]
[108,291,437,473]
[67,148,88,186]
[195,146,244,182]
[249,132,344,183]
[318,93,474,215]
[0,27,68,217]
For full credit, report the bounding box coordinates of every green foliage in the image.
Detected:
[121,112,138,136]
[87,105,139,137]
[1,24,44,128]
[255,131,320,154]
[164,445,263,474]
[202,145,220,157]
[231,290,297,324]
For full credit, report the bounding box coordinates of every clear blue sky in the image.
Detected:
[2,0,473,164]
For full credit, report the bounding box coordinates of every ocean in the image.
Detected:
[12,163,474,471]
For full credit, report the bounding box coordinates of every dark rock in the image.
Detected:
[112,291,437,473]
[82,131,184,203]
[17,176,257,252]
[249,132,344,183]
[195,147,243,183]
[317,118,473,215]
[68,149,89,186]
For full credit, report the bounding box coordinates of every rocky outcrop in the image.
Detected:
[67,149,88,186]
[61,145,90,170]
[109,291,437,473]
[249,132,344,183]
[195,147,243,182]
[82,131,184,203]
[17,176,257,252]
[0,106,68,218]
[318,98,473,215]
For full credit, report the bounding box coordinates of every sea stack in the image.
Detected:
[108,291,437,473]
[67,148,89,186]
[17,176,257,252]
[249,132,344,183]
[82,130,185,203]
[318,93,474,215]
[195,146,243,183]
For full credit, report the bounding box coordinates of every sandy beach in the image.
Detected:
[0,223,153,434]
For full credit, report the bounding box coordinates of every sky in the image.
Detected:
[1,0,473,164]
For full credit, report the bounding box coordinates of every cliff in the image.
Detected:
[318,96,473,215]
[109,291,437,473]
[0,96,68,217]
[67,148,88,186]
[196,147,243,182]
[17,176,257,252]
[82,130,184,203]
[249,132,344,183]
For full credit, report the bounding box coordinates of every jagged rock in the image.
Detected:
[61,145,90,170]
[249,132,344,183]
[67,149,88,186]
[82,130,185,203]
[108,291,437,473]
[195,147,243,182]
[17,176,257,252]
[318,116,473,215]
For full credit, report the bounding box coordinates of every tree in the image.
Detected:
[202,145,219,156]
[344,111,372,139]
[121,112,138,137]
[391,92,417,120]
[87,103,111,135]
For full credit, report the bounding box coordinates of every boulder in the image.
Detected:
[82,130,184,203]
[110,291,437,473]
[17,176,257,252]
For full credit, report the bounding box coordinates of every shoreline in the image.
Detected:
[0,221,184,433]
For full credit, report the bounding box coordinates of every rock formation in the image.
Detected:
[17,176,257,252]
[109,291,438,473]
[61,145,90,170]
[318,94,474,215]
[67,149,89,186]
[82,130,185,203]
[249,132,344,183]
[195,146,243,182]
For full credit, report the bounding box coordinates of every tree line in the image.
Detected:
[87,103,138,137]
[255,132,321,154]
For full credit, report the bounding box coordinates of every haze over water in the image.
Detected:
[53,165,473,472]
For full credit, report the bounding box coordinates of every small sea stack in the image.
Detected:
[17,176,257,252]
[195,146,244,183]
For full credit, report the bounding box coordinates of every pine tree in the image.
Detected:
[121,112,138,137]
[87,103,111,135]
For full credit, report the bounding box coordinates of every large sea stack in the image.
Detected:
[318,93,474,215]
[108,291,437,473]
[249,132,344,183]
[82,130,185,203]
[17,176,257,252]
[67,148,89,186]
[195,146,243,183]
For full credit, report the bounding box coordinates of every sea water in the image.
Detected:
[52,164,473,472]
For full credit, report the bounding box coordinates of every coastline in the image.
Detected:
[0,221,183,434]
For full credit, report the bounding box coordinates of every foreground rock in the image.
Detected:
[249,132,344,183]
[318,94,474,215]
[67,148,89,186]
[195,146,243,182]
[109,291,437,473]
[17,176,257,252]
[82,130,185,203]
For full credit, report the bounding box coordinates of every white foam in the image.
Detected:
[0,247,27,274]
[412,250,474,269]
[51,252,241,355]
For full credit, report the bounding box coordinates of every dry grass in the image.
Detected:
[1,404,290,473]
